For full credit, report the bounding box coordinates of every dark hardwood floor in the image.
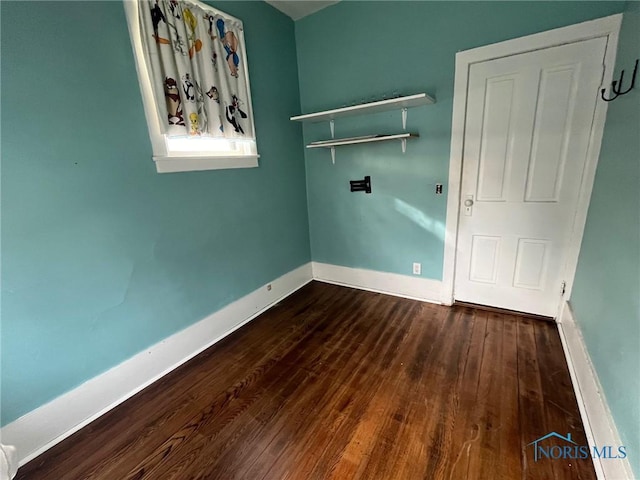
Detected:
[16,281,595,480]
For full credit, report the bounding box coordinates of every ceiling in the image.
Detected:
[265,0,339,21]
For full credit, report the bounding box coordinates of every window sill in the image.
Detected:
[153,155,259,173]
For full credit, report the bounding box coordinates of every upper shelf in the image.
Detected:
[290,93,435,123]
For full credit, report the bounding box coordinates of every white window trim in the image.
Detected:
[123,0,259,173]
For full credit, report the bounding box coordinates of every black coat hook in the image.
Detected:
[601,59,638,102]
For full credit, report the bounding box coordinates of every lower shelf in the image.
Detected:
[307,132,418,148]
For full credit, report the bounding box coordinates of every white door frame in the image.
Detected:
[441,14,623,315]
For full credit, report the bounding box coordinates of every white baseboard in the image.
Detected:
[311,262,443,304]
[1,262,313,467]
[557,301,634,480]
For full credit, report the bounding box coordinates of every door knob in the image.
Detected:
[464,199,474,207]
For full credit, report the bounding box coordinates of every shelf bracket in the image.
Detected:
[401,108,408,130]
[401,138,407,154]
[331,146,336,164]
[329,119,335,139]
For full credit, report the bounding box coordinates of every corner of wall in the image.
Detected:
[556,301,634,479]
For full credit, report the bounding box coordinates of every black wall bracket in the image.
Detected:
[350,176,372,194]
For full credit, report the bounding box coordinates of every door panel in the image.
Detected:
[513,238,550,290]
[477,77,517,202]
[469,235,501,284]
[525,66,577,202]
[454,37,607,317]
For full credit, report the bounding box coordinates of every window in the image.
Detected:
[124,0,258,173]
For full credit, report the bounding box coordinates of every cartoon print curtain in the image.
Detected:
[139,0,253,139]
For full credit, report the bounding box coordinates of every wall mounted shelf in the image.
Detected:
[307,133,418,149]
[290,93,435,123]
[291,92,434,163]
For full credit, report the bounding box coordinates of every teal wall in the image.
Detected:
[0,1,309,425]
[296,1,625,280]
[571,1,640,476]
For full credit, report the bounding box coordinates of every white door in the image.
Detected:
[454,36,607,317]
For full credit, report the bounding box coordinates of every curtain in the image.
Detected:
[139,0,253,139]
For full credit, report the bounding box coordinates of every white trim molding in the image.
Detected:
[1,263,313,466]
[442,14,623,309]
[311,262,442,304]
[154,155,259,173]
[557,301,634,480]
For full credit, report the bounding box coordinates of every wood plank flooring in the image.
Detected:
[16,282,595,480]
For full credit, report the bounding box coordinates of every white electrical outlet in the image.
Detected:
[412,263,421,275]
